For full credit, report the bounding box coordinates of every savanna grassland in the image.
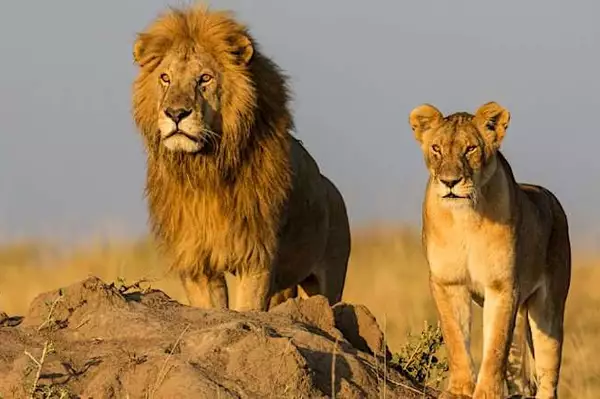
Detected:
[0,225,598,398]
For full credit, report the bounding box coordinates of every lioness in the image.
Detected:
[131,5,350,311]
[409,102,571,399]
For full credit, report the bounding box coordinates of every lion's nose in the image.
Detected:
[164,107,192,124]
[440,177,462,188]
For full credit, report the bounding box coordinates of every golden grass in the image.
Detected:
[0,226,598,398]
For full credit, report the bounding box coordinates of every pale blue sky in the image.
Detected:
[0,1,598,246]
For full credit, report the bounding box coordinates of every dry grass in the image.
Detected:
[0,225,598,398]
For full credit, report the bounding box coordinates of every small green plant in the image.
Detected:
[38,290,64,332]
[22,289,77,399]
[38,385,73,399]
[390,320,449,389]
[24,341,55,398]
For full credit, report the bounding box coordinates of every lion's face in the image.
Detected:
[409,102,511,207]
[155,51,222,153]
[132,7,258,156]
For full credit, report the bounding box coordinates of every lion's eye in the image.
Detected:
[465,145,477,154]
[199,74,213,85]
[159,73,170,84]
[431,144,441,154]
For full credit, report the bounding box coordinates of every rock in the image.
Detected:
[0,278,435,398]
[333,302,392,360]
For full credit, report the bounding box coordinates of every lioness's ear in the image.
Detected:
[474,102,511,147]
[230,33,254,65]
[409,104,444,143]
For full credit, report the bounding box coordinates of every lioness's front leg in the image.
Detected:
[181,272,229,309]
[474,285,518,399]
[430,279,476,397]
[234,270,273,311]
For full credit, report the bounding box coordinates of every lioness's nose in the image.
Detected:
[164,107,192,124]
[440,177,462,188]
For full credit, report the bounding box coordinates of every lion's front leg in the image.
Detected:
[268,286,298,310]
[181,272,229,309]
[474,285,518,399]
[234,270,273,311]
[430,279,476,398]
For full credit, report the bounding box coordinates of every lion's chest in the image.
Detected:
[150,184,277,273]
[425,213,514,296]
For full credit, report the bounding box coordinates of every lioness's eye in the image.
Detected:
[466,145,477,154]
[159,73,170,84]
[199,74,213,84]
[431,144,441,154]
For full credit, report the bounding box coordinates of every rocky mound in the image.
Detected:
[0,277,437,398]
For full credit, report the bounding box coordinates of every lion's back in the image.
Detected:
[272,138,350,286]
[321,173,351,262]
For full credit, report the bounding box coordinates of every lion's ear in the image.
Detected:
[474,102,511,148]
[409,104,443,143]
[133,33,170,68]
[230,33,254,66]
[133,33,148,66]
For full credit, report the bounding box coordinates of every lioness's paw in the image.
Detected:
[439,392,472,399]
[472,383,504,399]
[443,377,475,398]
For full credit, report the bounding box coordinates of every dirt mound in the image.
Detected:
[0,277,437,398]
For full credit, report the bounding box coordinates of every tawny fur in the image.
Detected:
[409,102,571,399]
[131,4,350,311]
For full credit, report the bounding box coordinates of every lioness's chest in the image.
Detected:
[425,216,514,292]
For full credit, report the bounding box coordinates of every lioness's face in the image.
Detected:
[409,102,511,207]
[155,51,222,153]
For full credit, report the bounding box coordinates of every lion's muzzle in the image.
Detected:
[164,107,192,124]
[158,107,205,153]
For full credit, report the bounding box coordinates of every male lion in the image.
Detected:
[409,102,571,399]
[131,5,350,311]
